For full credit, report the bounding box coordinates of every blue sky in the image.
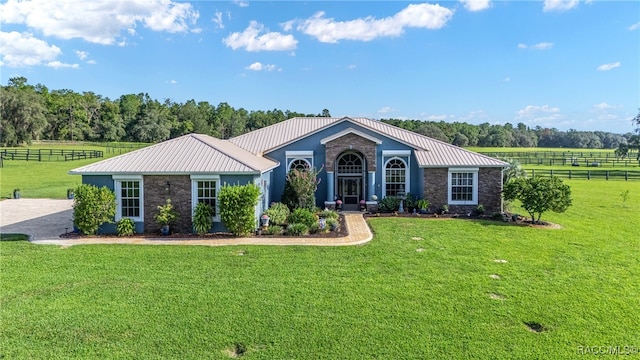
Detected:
[1,0,638,134]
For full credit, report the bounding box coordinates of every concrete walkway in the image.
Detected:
[0,199,372,247]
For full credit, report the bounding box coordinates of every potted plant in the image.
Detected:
[260,213,270,228]
[13,188,20,199]
[359,199,366,211]
[336,199,343,210]
[154,199,179,235]
[417,199,429,214]
[67,188,74,199]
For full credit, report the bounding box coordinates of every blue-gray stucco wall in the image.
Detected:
[265,120,423,206]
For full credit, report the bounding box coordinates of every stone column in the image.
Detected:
[326,171,335,201]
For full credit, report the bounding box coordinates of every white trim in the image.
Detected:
[382,150,411,156]
[447,169,479,205]
[190,175,221,222]
[382,156,410,198]
[320,127,383,145]
[285,150,313,157]
[287,158,313,170]
[113,175,144,222]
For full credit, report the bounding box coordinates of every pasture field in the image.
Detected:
[0,143,144,199]
[1,180,638,359]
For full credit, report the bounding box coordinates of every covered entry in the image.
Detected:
[336,151,365,210]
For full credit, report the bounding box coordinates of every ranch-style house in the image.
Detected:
[70,117,508,234]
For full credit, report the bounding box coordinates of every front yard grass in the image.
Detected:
[1,180,638,359]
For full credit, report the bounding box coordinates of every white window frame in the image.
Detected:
[448,168,479,205]
[191,175,221,222]
[113,175,144,222]
[383,156,410,198]
[286,151,314,171]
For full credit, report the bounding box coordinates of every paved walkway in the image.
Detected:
[0,199,372,247]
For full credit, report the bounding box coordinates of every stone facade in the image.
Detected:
[324,133,377,171]
[423,167,503,214]
[143,175,192,233]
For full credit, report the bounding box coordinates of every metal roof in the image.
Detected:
[229,117,508,168]
[70,134,279,175]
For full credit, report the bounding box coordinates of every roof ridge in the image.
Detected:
[191,133,268,172]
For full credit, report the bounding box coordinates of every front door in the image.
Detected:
[340,177,361,210]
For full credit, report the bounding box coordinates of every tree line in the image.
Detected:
[1,77,638,149]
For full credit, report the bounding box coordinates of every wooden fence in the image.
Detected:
[0,149,103,162]
[480,151,640,168]
[524,169,640,181]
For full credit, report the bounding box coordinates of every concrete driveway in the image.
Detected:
[0,199,74,241]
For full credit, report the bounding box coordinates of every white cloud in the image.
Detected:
[628,22,640,31]
[297,3,453,43]
[518,42,553,50]
[377,106,395,114]
[516,105,560,120]
[46,60,79,69]
[543,0,579,12]
[0,31,61,67]
[74,50,88,60]
[597,61,620,71]
[0,0,199,45]
[224,21,297,51]
[347,64,357,70]
[233,0,249,8]
[503,77,511,82]
[245,62,277,71]
[593,102,614,110]
[459,0,491,12]
[213,11,224,29]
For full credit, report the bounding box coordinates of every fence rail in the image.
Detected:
[0,148,103,162]
[524,168,640,181]
[480,151,640,167]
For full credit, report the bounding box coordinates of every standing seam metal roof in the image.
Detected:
[69,134,278,174]
[229,117,508,167]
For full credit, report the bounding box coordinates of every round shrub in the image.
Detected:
[318,209,338,220]
[116,218,135,236]
[287,208,318,228]
[308,222,320,234]
[264,225,283,235]
[286,223,309,236]
[264,202,290,225]
[326,218,340,232]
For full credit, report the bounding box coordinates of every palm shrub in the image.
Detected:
[193,202,214,235]
[264,202,290,225]
[73,184,116,235]
[287,208,318,228]
[219,183,261,236]
[116,218,136,236]
[378,196,401,212]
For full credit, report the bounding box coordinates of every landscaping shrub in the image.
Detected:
[286,223,309,236]
[264,202,290,225]
[378,196,401,212]
[287,208,318,228]
[154,199,179,228]
[503,176,572,224]
[318,209,338,220]
[116,218,136,236]
[193,202,213,235]
[283,166,323,211]
[326,218,339,232]
[264,225,283,235]
[73,184,116,235]
[219,183,261,236]
[308,222,320,234]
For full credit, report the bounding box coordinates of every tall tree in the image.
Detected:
[0,77,47,146]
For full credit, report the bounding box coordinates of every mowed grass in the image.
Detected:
[1,180,638,359]
[0,144,131,199]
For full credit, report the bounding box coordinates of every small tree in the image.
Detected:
[283,166,323,211]
[73,184,116,235]
[193,202,214,235]
[219,183,261,236]
[503,176,572,224]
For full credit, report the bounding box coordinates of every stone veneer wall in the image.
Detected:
[144,175,192,233]
[423,167,503,214]
[324,133,377,171]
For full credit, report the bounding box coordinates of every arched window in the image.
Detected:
[336,153,363,175]
[385,158,407,197]
[289,158,311,171]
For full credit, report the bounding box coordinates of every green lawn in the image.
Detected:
[1,180,638,359]
[0,144,135,199]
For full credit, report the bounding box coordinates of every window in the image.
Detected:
[289,159,311,171]
[191,175,220,221]
[384,157,407,197]
[113,175,143,221]
[448,169,478,205]
[337,153,363,175]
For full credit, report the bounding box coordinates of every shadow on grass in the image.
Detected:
[0,233,29,241]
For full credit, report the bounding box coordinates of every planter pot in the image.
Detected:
[67,190,74,199]
[160,225,170,236]
[13,191,20,199]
